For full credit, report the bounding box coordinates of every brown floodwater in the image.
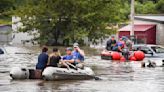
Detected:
[0,46,164,92]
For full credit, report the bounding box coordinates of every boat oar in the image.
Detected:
[65,62,78,70]
[65,62,102,80]
[15,52,32,55]
[66,62,102,80]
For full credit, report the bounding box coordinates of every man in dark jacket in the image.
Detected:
[106,36,116,51]
[36,46,49,71]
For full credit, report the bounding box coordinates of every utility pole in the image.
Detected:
[130,0,134,36]
[130,0,135,43]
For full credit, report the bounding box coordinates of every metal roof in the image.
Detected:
[119,24,155,32]
[135,16,164,24]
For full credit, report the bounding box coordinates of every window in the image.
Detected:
[140,47,151,54]
[132,46,151,54]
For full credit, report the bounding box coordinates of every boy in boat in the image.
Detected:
[106,36,116,51]
[36,46,49,71]
[47,48,61,67]
[60,47,74,68]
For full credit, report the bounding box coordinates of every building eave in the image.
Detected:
[134,17,164,24]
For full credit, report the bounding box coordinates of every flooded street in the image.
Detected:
[0,46,164,92]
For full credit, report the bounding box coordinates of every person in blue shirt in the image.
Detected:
[63,47,74,61]
[61,43,85,69]
[112,38,125,52]
[60,47,74,68]
[36,46,49,71]
[72,43,85,64]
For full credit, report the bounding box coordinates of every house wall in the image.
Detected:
[118,31,130,38]
[118,31,155,44]
[146,26,156,44]
[157,23,164,45]
[134,20,164,45]
[0,26,12,44]
[134,31,147,44]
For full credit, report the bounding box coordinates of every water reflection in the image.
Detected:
[0,46,164,92]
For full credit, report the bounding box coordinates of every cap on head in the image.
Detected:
[111,35,115,38]
[73,43,79,48]
[66,47,73,51]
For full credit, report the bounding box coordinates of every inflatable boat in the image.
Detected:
[10,67,41,79]
[10,66,95,80]
[101,50,145,61]
[42,67,95,81]
[100,50,113,60]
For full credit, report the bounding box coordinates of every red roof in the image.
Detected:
[119,24,155,31]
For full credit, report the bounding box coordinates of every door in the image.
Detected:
[136,34,147,44]
[138,46,154,57]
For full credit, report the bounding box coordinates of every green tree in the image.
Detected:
[136,0,160,3]
[156,0,164,13]
[0,0,15,24]
[13,0,126,45]
[0,0,14,14]
[135,1,157,14]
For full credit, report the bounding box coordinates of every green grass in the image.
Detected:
[0,19,11,25]
[0,16,11,25]
[24,46,99,56]
[45,46,99,56]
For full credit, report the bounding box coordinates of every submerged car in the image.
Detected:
[0,47,5,54]
[0,47,7,61]
[133,44,164,66]
[132,44,164,58]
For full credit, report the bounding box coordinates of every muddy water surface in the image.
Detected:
[0,46,164,92]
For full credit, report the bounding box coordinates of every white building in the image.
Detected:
[134,15,164,45]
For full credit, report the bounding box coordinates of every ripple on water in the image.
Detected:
[0,46,164,92]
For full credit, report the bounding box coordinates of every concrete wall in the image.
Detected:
[134,20,164,45]
[156,23,164,45]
